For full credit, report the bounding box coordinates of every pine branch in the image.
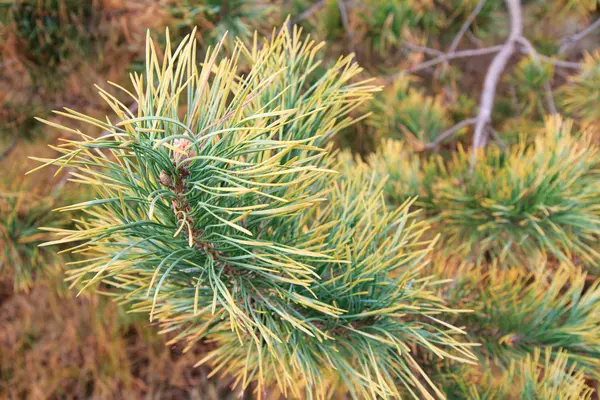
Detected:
[28,26,475,399]
[431,256,600,379]
[562,51,600,119]
[517,48,581,69]
[404,43,444,57]
[362,117,600,268]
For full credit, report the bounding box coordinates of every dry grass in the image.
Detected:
[0,281,245,399]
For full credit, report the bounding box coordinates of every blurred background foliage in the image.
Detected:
[0,0,599,398]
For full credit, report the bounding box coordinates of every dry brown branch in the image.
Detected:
[336,0,355,55]
[559,18,600,54]
[471,0,523,164]
[404,43,444,57]
[466,30,485,47]
[387,45,503,82]
[295,0,325,22]
[516,49,581,70]
[440,0,487,75]
[0,135,18,162]
[422,118,478,150]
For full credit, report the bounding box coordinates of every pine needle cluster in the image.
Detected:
[562,51,600,121]
[31,26,476,398]
[422,254,600,398]
[506,56,555,118]
[0,185,71,292]
[444,348,595,399]
[346,117,600,268]
[432,117,600,267]
[369,79,452,151]
[167,0,277,52]
[338,140,424,209]
[433,256,600,375]
[4,0,103,77]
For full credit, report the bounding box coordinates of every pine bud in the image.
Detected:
[159,170,173,187]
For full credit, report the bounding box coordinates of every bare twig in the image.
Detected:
[422,118,478,150]
[261,2,325,49]
[516,48,581,69]
[296,0,325,22]
[466,30,485,47]
[441,0,487,74]
[559,17,600,54]
[471,0,523,164]
[404,43,444,57]
[407,36,580,72]
[388,45,503,82]
[518,37,557,115]
[0,135,18,162]
[336,0,355,55]
[488,126,506,149]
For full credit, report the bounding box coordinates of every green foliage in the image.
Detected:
[562,51,600,120]
[506,56,555,117]
[355,117,600,268]
[6,0,103,81]
[167,0,277,52]
[358,0,436,55]
[0,187,67,292]
[445,348,594,399]
[437,0,504,40]
[494,117,544,147]
[430,117,600,267]
[338,139,424,209]
[31,26,476,399]
[485,348,594,399]
[369,78,452,150]
[431,257,600,378]
[559,0,600,15]
[4,0,599,397]
[316,0,344,41]
[188,177,475,399]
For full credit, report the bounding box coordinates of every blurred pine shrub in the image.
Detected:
[346,117,600,268]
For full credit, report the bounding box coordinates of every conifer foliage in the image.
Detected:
[31,26,476,398]
[346,117,600,269]
[0,189,63,292]
[8,0,599,397]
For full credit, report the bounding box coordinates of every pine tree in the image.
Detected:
[6,0,600,397]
